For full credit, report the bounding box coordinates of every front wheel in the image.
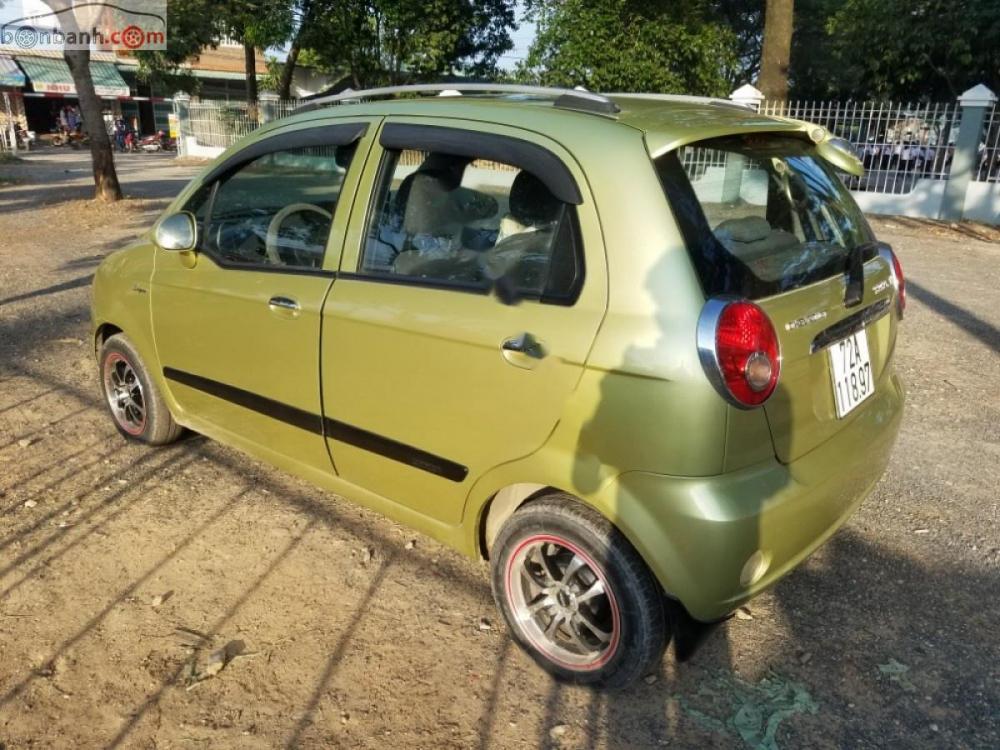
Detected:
[99,334,183,445]
[491,494,667,688]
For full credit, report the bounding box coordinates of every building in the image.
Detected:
[0,39,335,143]
[0,44,140,140]
[0,52,27,144]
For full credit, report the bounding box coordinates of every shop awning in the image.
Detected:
[0,55,25,87]
[17,56,129,97]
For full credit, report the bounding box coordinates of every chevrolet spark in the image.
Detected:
[91,84,904,688]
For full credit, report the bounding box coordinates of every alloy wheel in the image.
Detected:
[103,353,146,435]
[505,535,620,670]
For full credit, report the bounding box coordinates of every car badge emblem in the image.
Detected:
[872,279,891,294]
[784,311,828,331]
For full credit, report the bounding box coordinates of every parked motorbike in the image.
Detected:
[138,130,173,152]
[14,125,35,150]
[52,127,88,149]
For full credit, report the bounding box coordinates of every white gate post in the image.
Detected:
[941,84,996,221]
[172,92,191,158]
[2,91,16,153]
[258,92,280,124]
[730,83,764,112]
[720,85,765,201]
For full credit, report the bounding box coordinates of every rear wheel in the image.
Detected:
[99,334,182,445]
[491,494,667,688]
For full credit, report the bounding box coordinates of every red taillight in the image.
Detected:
[698,300,781,408]
[889,250,906,315]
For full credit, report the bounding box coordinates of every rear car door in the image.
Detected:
[320,119,608,525]
[150,120,376,473]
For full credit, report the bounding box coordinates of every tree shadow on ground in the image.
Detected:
[0,275,93,308]
[2,254,994,749]
[884,215,999,244]
[907,281,1000,353]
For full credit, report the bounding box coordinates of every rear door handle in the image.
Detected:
[501,333,547,367]
[268,295,300,316]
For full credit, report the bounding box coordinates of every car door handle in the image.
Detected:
[268,296,300,316]
[501,333,547,365]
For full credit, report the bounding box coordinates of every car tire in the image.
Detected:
[491,494,667,688]
[99,334,183,445]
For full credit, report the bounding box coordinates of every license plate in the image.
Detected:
[829,329,874,418]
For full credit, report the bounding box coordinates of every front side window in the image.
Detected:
[658,135,873,300]
[359,148,582,302]
[185,143,357,270]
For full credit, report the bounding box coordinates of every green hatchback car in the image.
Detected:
[91,84,904,688]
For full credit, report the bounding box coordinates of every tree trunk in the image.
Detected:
[278,43,301,100]
[278,0,313,100]
[244,41,259,106]
[64,48,122,202]
[759,0,795,101]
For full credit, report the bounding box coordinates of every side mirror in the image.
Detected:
[155,212,197,252]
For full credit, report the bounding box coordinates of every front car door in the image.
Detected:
[151,119,376,474]
[321,119,608,526]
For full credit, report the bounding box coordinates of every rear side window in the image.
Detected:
[184,143,358,270]
[657,136,873,300]
[358,149,582,303]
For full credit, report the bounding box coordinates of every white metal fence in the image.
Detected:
[175,98,297,153]
[760,100,961,194]
[979,105,1000,182]
[172,85,1000,223]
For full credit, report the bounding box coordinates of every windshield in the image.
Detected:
[656,135,874,300]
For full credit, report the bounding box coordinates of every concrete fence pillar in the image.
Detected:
[941,84,996,221]
[723,85,765,201]
[259,92,280,124]
[172,92,191,158]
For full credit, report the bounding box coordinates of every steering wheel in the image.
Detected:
[265,203,332,265]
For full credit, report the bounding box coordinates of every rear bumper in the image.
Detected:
[605,372,904,621]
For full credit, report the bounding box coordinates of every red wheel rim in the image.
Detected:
[505,534,621,671]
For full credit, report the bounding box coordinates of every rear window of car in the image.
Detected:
[655,135,874,300]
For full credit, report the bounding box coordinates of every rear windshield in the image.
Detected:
[656,135,873,300]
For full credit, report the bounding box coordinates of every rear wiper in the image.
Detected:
[844,240,879,307]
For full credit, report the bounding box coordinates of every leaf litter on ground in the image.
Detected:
[878,658,917,691]
[184,639,258,690]
[670,669,818,750]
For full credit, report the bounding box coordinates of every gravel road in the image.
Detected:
[0,150,997,749]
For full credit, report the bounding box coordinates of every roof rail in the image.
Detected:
[297,83,621,115]
[608,93,752,111]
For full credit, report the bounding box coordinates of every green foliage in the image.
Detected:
[793,0,1000,100]
[220,0,294,53]
[710,0,765,87]
[518,0,737,96]
[260,56,283,93]
[299,0,516,87]
[133,0,293,94]
[132,0,220,90]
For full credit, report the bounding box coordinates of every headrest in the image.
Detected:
[417,153,472,189]
[401,170,460,236]
[509,171,561,227]
[714,216,772,244]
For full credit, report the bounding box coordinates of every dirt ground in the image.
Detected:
[0,150,998,749]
